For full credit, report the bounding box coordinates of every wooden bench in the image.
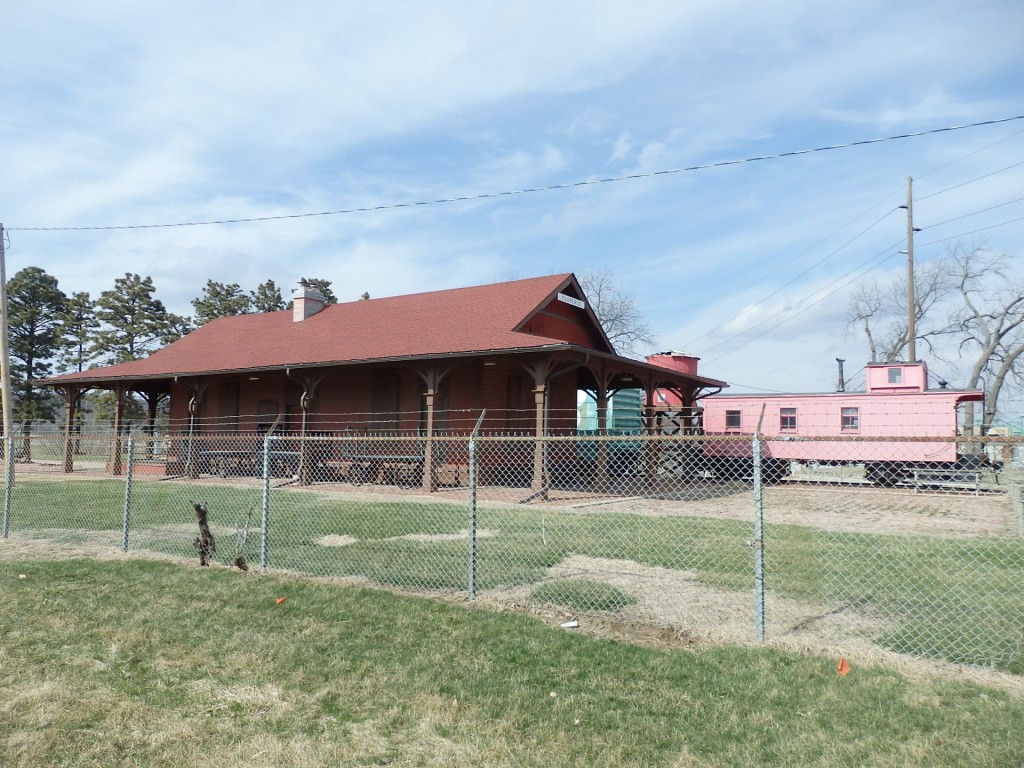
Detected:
[198,449,301,478]
[335,435,426,487]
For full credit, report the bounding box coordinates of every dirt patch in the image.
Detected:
[474,554,1024,697]
[0,532,178,564]
[389,529,499,543]
[485,555,890,649]
[316,530,500,547]
[317,534,358,547]
[547,484,1018,539]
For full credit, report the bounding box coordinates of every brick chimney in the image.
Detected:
[646,350,699,376]
[292,279,326,322]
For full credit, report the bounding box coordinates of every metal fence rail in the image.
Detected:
[2,431,1022,672]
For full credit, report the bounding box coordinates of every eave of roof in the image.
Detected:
[706,388,983,399]
[46,342,729,391]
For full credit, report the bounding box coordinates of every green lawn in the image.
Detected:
[6,477,1024,671]
[1,557,1023,767]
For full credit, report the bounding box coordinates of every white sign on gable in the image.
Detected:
[557,292,586,309]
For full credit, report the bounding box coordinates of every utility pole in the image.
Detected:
[900,177,921,363]
[0,224,12,443]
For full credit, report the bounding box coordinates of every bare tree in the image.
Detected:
[847,259,950,363]
[944,243,1024,435]
[578,269,655,358]
[848,242,1024,433]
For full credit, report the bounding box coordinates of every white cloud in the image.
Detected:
[2,1,1023,411]
[609,132,633,163]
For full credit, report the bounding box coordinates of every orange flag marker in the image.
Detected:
[837,657,851,677]
[275,597,287,605]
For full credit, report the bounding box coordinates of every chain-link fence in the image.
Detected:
[3,429,1022,672]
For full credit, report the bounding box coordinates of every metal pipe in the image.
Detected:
[1,435,11,539]
[261,434,272,571]
[122,435,134,552]
[467,409,486,600]
[0,225,13,450]
[753,404,766,644]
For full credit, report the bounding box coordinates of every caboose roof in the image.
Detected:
[705,388,983,400]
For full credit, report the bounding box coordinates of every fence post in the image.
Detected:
[122,434,134,552]
[752,406,766,644]
[1012,483,1024,537]
[260,434,271,571]
[1,435,12,539]
[467,410,486,600]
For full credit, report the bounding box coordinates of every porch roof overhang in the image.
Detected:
[43,343,728,397]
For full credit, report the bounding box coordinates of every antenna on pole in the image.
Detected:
[0,224,12,443]
[899,177,921,362]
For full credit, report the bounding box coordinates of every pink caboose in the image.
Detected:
[699,362,983,478]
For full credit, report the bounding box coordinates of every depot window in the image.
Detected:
[841,407,860,431]
[780,407,797,430]
[725,410,741,430]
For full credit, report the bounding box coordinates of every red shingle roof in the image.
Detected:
[49,274,607,383]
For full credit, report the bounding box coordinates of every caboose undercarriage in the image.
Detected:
[695,453,1000,490]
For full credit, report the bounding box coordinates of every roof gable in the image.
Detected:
[514,274,613,351]
[48,273,616,383]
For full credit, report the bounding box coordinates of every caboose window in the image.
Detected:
[780,407,797,430]
[841,407,859,431]
[725,410,741,430]
[887,367,903,384]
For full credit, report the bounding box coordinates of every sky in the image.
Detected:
[2,1,1023,415]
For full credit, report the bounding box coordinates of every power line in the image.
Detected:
[682,138,1024,358]
[914,125,1024,183]
[675,180,906,350]
[710,380,794,394]
[694,206,1024,366]
[677,128,1024,352]
[917,158,1024,201]
[700,240,905,364]
[10,115,1024,232]
[920,195,1024,230]
[679,204,900,350]
[917,214,1024,248]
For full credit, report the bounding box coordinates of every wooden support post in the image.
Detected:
[519,358,556,494]
[184,381,207,479]
[596,383,609,492]
[643,380,657,483]
[110,385,125,476]
[421,387,436,492]
[140,389,163,460]
[417,364,453,493]
[284,371,323,485]
[59,387,80,474]
[532,382,546,491]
